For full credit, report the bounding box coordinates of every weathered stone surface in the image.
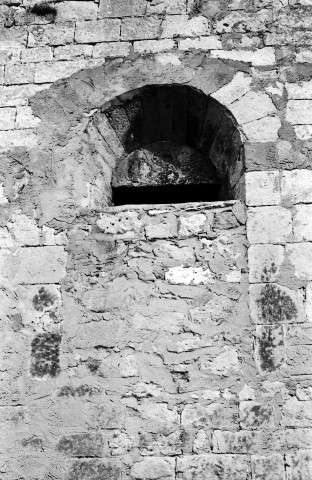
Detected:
[245,171,280,206]
[293,204,312,240]
[161,15,209,39]
[0,107,15,130]
[66,459,121,480]
[242,116,281,143]
[211,47,275,66]
[30,332,61,377]
[239,401,275,429]
[251,454,285,480]
[0,246,67,285]
[287,243,312,281]
[176,454,248,480]
[99,0,146,18]
[121,17,161,40]
[212,430,263,454]
[285,450,312,480]
[282,398,312,427]
[58,433,103,457]
[57,1,98,21]
[165,266,215,285]
[131,457,175,480]
[212,72,252,106]
[286,100,312,124]
[75,19,121,43]
[250,283,304,324]
[200,347,240,376]
[181,403,238,430]
[28,23,75,47]
[230,91,276,125]
[248,244,284,283]
[247,206,292,244]
[255,325,286,373]
[281,169,312,204]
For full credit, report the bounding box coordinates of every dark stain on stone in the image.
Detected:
[257,326,282,372]
[29,2,57,18]
[30,333,61,377]
[261,263,278,282]
[57,433,103,457]
[257,284,297,323]
[66,460,120,480]
[86,357,101,374]
[32,286,56,312]
[57,384,102,397]
[10,313,23,332]
[21,436,43,451]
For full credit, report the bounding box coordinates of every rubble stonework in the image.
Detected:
[1,0,312,478]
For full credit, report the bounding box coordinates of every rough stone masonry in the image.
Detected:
[1,0,312,479]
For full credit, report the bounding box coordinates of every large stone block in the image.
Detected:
[56,1,98,21]
[212,430,264,454]
[286,243,312,280]
[75,19,121,43]
[0,84,50,107]
[121,17,161,40]
[4,62,34,84]
[293,204,312,241]
[93,42,131,59]
[251,454,285,480]
[99,0,146,18]
[286,100,312,124]
[211,72,252,106]
[286,345,312,375]
[34,59,102,83]
[181,403,238,430]
[57,433,103,457]
[66,459,121,480]
[0,129,37,151]
[0,247,67,285]
[250,283,304,324]
[30,332,61,378]
[131,457,175,480]
[242,116,281,143]
[134,39,175,54]
[245,171,280,206]
[176,454,248,480]
[15,106,41,129]
[230,91,276,125]
[0,107,15,130]
[28,23,75,47]
[211,47,275,66]
[239,401,275,429]
[248,244,284,283]
[247,206,292,244]
[160,15,209,38]
[255,325,286,373]
[281,170,312,204]
[286,80,312,99]
[282,398,312,427]
[286,450,312,480]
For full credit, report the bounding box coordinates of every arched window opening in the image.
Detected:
[90,84,243,206]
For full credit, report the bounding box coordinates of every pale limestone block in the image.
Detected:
[133,311,184,333]
[250,283,304,324]
[248,244,284,283]
[0,129,37,151]
[245,171,280,207]
[282,398,312,427]
[93,42,131,58]
[0,228,14,248]
[28,23,75,47]
[211,72,252,106]
[240,400,275,428]
[247,206,292,244]
[156,52,181,66]
[293,204,312,241]
[239,385,256,401]
[251,454,285,480]
[0,246,67,285]
[179,36,221,50]
[121,17,161,40]
[56,1,98,21]
[211,47,275,66]
[286,80,312,99]
[131,457,175,480]
[153,242,194,263]
[177,455,248,480]
[200,347,240,376]
[0,84,50,107]
[16,284,62,332]
[193,430,211,454]
[165,266,215,285]
[75,19,121,43]
[134,39,175,54]
[0,107,15,130]
[119,355,138,377]
[9,212,40,245]
[97,211,142,235]
[178,213,206,237]
[286,451,312,480]
[0,183,8,204]
[4,62,35,84]
[147,0,186,14]
[0,46,21,65]
[139,403,179,430]
[145,222,175,239]
[99,0,146,18]
[20,46,52,63]
[294,125,312,140]
[295,50,312,63]
[281,170,312,204]
[286,243,312,280]
[230,91,276,124]
[242,116,281,142]
[54,44,93,60]
[306,283,312,322]
[161,15,209,39]
[34,59,103,83]
[15,106,40,129]
[286,100,312,124]
[296,384,312,400]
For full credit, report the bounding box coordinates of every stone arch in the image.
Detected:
[28,53,252,223]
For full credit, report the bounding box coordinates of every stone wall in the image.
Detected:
[1,0,312,479]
